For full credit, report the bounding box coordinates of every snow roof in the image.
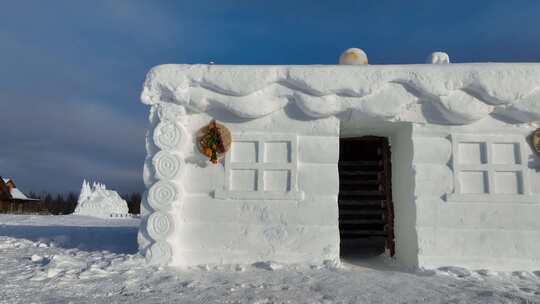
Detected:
[141,63,540,125]
[10,188,29,200]
[1,177,38,201]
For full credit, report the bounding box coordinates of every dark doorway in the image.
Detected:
[338,136,395,258]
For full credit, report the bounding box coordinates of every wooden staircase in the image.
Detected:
[338,137,395,256]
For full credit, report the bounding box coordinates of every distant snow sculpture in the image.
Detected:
[339,48,368,65]
[74,180,130,218]
[427,51,450,64]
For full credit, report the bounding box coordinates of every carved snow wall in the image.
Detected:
[139,64,540,270]
[413,119,540,271]
[139,105,341,266]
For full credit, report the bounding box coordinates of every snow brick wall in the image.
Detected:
[139,64,540,270]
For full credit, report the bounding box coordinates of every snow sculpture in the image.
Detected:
[427,51,450,64]
[339,48,368,65]
[74,180,130,218]
[78,180,92,203]
[139,63,540,271]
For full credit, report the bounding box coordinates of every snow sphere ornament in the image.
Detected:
[427,52,450,64]
[339,48,368,65]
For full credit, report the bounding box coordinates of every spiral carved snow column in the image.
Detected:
[147,180,177,209]
[153,122,180,150]
[146,211,175,240]
[141,108,188,266]
[152,151,184,180]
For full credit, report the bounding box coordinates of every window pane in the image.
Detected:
[264,141,291,163]
[264,170,291,192]
[492,143,521,165]
[460,171,489,194]
[230,169,257,191]
[494,171,523,194]
[232,141,258,163]
[458,142,487,164]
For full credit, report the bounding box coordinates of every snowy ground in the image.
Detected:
[1,214,539,304]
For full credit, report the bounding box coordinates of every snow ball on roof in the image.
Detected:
[339,48,368,65]
[427,51,450,64]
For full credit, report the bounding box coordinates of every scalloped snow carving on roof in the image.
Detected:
[141,64,540,125]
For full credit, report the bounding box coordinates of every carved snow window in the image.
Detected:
[448,134,538,203]
[214,133,304,200]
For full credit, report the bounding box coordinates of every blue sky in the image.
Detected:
[1,0,540,194]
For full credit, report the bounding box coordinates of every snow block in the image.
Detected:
[415,196,441,228]
[412,137,451,164]
[298,136,339,164]
[298,164,339,196]
[414,164,454,196]
[179,195,338,226]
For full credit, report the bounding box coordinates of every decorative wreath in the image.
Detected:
[196,120,231,164]
[531,128,540,155]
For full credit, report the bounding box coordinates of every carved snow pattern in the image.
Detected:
[146,241,173,265]
[147,180,180,211]
[141,64,540,125]
[152,151,183,180]
[146,211,175,240]
[153,121,186,151]
[141,110,189,265]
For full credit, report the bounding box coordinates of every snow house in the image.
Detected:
[138,55,540,271]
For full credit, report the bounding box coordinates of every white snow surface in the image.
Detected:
[74,180,130,218]
[141,63,540,124]
[1,214,540,303]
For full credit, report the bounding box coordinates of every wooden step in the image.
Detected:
[339,171,382,177]
[339,219,385,224]
[339,190,385,196]
[340,185,384,192]
[338,200,385,207]
[339,160,382,166]
[339,179,380,185]
[340,230,387,236]
[341,235,386,240]
[339,209,385,215]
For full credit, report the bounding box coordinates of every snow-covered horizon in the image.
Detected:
[1,214,539,303]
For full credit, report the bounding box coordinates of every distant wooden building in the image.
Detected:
[0,177,42,213]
